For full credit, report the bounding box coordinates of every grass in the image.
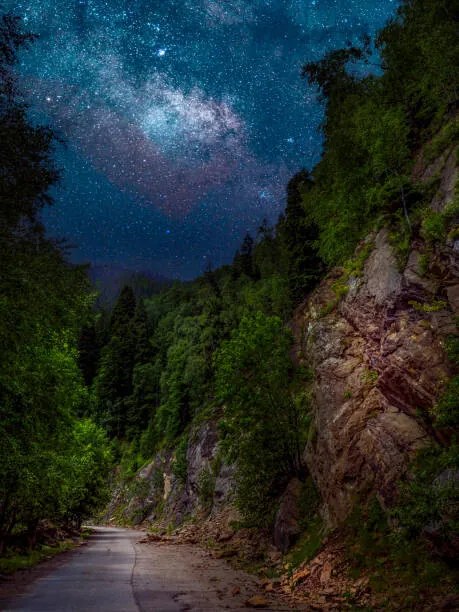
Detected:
[361,368,379,385]
[284,515,325,574]
[0,539,78,574]
[408,299,447,313]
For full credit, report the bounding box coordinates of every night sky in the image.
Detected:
[6,0,398,279]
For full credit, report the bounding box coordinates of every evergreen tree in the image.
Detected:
[132,299,152,365]
[232,232,259,279]
[278,171,324,304]
[94,286,137,437]
[110,285,136,333]
[77,323,100,386]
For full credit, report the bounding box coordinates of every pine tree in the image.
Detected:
[110,285,136,333]
[94,286,137,437]
[132,299,152,365]
[232,232,259,279]
[77,323,100,386]
[278,170,324,304]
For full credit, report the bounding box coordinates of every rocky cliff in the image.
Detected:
[106,421,237,529]
[292,145,458,526]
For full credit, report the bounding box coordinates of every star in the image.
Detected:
[13,0,399,279]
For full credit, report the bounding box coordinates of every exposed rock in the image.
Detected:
[273,478,303,552]
[319,561,332,585]
[446,284,459,314]
[105,421,236,529]
[293,147,458,525]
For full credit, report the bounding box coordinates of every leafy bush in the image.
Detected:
[197,467,215,511]
[171,434,188,484]
[393,444,459,542]
[216,312,309,526]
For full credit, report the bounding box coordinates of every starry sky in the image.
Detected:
[5,0,398,279]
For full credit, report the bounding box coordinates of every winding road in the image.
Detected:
[2,527,294,611]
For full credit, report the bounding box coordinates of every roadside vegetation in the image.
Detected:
[0,15,112,557]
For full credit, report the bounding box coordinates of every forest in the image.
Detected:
[0,0,457,602]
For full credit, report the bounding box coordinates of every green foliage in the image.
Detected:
[197,467,215,511]
[116,437,153,480]
[276,171,325,305]
[297,477,320,531]
[421,191,459,248]
[298,0,457,266]
[435,377,459,428]
[434,334,459,428]
[0,540,76,574]
[361,368,379,385]
[345,496,458,608]
[389,219,412,270]
[285,516,324,573]
[171,434,188,484]
[393,444,459,542]
[408,299,447,313]
[1,0,455,578]
[418,253,430,276]
[215,312,309,526]
[445,335,459,366]
[77,323,100,387]
[0,15,112,548]
[423,118,459,165]
[318,241,374,317]
[421,209,447,244]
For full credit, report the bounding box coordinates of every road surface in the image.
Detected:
[2,526,294,611]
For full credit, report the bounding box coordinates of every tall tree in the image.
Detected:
[278,170,324,304]
[232,232,259,279]
[94,286,138,437]
[0,14,110,547]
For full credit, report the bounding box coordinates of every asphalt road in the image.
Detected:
[3,526,293,611]
[4,527,140,612]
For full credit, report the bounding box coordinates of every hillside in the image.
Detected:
[103,132,458,608]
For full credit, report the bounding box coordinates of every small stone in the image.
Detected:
[320,562,332,584]
[320,588,336,596]
[245,595,269,608]
[292,566,310,584]
[217,531,234,543]
[231,586,241,596]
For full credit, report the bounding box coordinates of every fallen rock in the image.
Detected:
[245,595,269,608]
[320,561,332,585]
[292,566,310,585]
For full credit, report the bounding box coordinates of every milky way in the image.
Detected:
[4,0,398,278]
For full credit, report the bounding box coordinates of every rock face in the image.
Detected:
[273,478,303,553]
[292,148,458,526]
[108,421,236,528]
